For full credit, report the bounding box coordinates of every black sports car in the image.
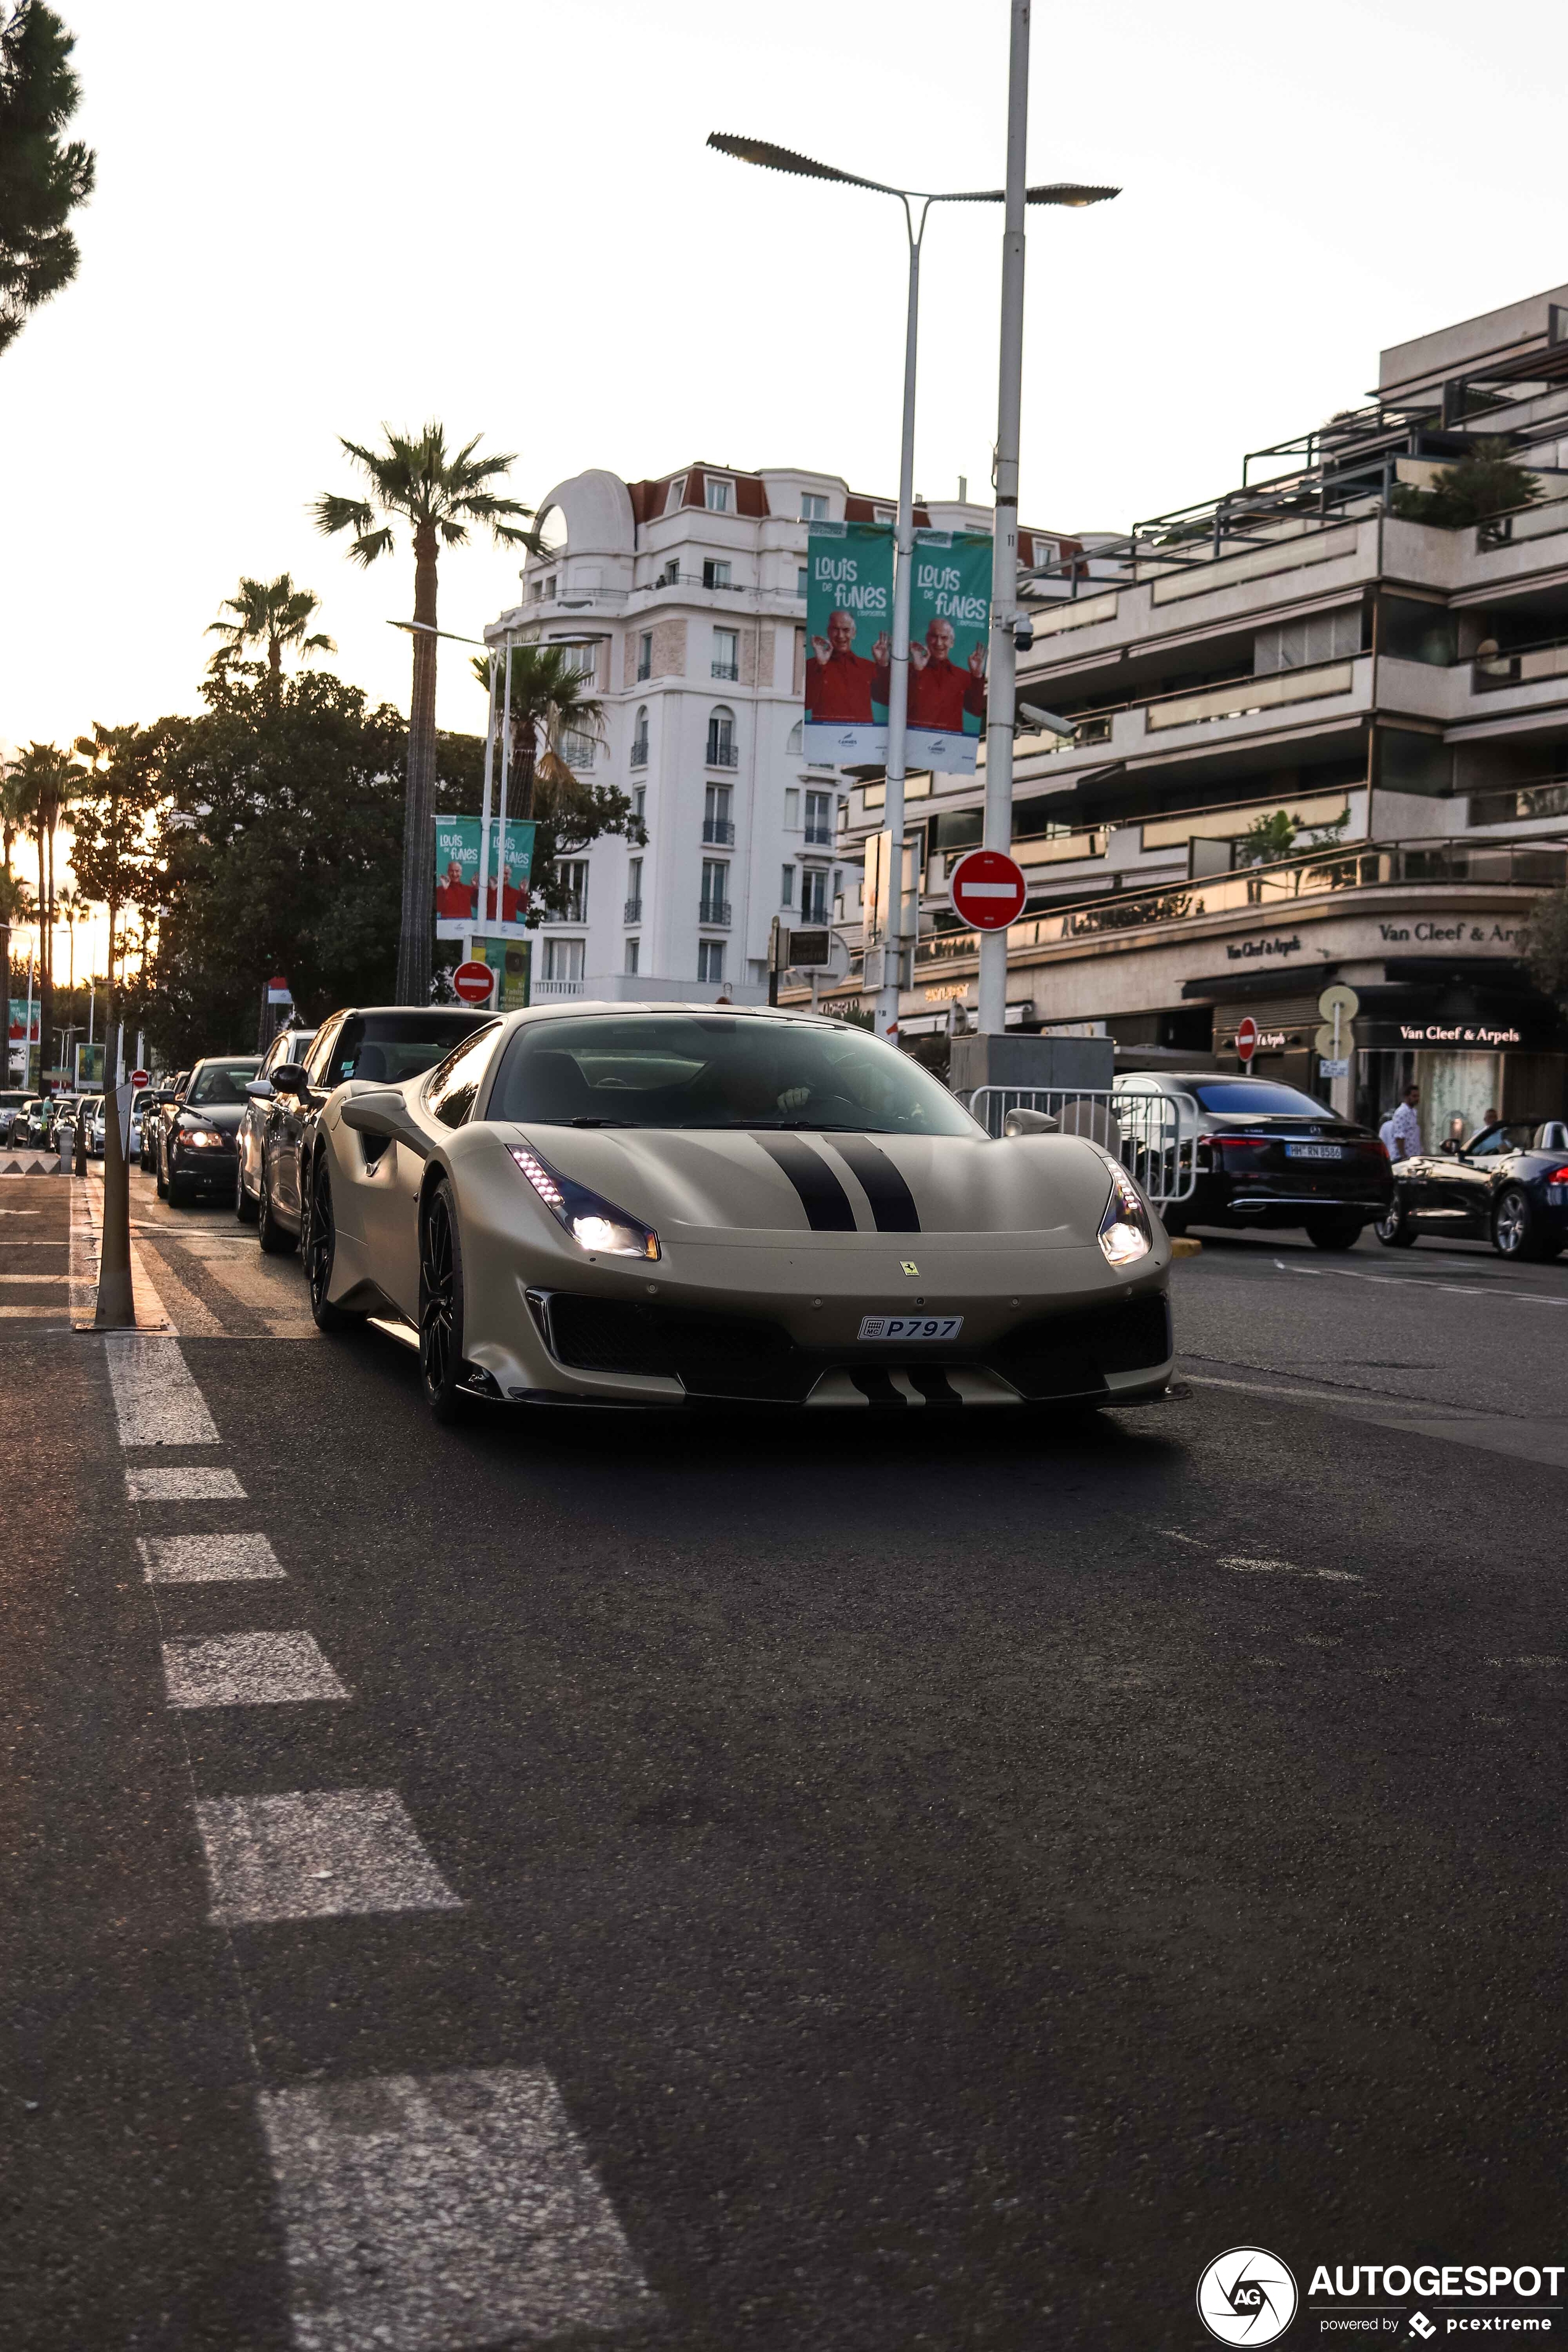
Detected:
[1111,1073,1394,1250]
[1375,1118,1568,1261]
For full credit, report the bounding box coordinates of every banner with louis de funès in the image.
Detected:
[804,521,893,763]
[906,530,991,775]
[433,817,538,940]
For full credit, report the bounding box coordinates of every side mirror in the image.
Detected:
[1003,1107,1059,1137]
[1439,1137,1461,1156]
[270,1063,309,1096]
[340,1088,431,1160]
[245,1078,275,1101]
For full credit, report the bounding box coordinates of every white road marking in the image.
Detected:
[1275,1257,1568,1306]
[256,2066,656,2352]
[1487,1656,1568,1667]
[127,1464,246,1500]
[139,1531,283,1582]
[163,1632,349,1708]
[1218,1554,1362,1582]
[105,1334,220,1446]
[194,1790,462,1924]
[0,1270,69,1281]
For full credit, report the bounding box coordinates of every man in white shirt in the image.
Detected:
[1385,1082,1423,1162]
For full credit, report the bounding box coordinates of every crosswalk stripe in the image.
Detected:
[139,1531,283,1582]
[126,1465,246,1499]
[105,1333,220,1446]
[162,1630,349,1708]
[194,1790,462,1924]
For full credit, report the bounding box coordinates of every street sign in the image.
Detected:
[266,975,292,1005]
[1317,983,1360,1022]
[130,1068,149,1089]
[452,960,496,1005]
[1319,1057,1351,1080]
[1235,1015,1260,1064]
[785,926,835,972]
[950,849,1027,932]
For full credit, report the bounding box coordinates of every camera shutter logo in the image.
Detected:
[1196,2248,1298,2345]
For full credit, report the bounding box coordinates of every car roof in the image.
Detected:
[488,999,842,1032]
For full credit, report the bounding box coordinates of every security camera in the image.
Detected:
[1017,701,1076,738]
[1013,614,1035,652]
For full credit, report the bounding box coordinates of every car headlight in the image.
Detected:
[180,1127,225,1149]
[1098,1164,1153,1266]
[508,1143,661,1261]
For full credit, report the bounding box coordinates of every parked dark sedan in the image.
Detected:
[254,1006,493,1256]
[141,1070,190,1171]
[1376,1118,1568,1261]
[1112,1072,1393,1249]
[157,1056,261,1205]
[235,1025,317,1224]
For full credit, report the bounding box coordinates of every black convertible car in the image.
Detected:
[1376,1118,1568,1260]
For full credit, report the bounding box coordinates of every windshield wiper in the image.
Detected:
[565,1116,632,1127]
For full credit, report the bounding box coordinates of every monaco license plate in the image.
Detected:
[859,1315,964,1343]
[1285,1143,1345,1161]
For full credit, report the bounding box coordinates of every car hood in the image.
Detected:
[180,1103,244,1133]
[498,1123,1120,1245]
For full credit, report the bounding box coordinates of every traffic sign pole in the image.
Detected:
[1235,1015,1259,1067]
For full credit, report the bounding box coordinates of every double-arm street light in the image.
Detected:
[711,64,1116,1039]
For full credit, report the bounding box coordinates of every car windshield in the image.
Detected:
[327,1013,488,1088]
[486,1013,979,1135]
[1470,1122,1534,1154]
[189,1061,260,1106]
[1191,1080,1332,1119]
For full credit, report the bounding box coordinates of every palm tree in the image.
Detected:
[315,422,541,1003]
[206,572,335,685]
[10,740,75,1085]
[55,881,83,989]
[470,642,606,824]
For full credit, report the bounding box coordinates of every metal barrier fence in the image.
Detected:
[965,1086,1199,1207]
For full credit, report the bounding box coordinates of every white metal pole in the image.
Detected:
[978,0,1032,1038]
[23,946,35,1091]
[472,651,500,965]
[878,205,924,1042]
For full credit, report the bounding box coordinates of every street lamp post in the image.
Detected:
[709,115,1115,1041]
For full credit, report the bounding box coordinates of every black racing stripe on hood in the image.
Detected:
[828,1136,920,1233]
[755,1135,857,1231]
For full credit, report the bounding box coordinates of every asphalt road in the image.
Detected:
[4,1168,1568,2350]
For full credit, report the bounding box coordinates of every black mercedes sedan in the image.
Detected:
[157,1056,261,1206]
[1375,1118,1568,1261]
[1112,1072,1394,1249]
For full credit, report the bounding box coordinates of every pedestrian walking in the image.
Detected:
[1385,1082,1422,1162]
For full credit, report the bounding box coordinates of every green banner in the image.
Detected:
[434,816,538,939]
[474,935,532,1011]
[804,522,893,762]
[907,530,991,774]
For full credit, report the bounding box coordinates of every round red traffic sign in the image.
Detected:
[130,1069,149,1088]
[1235,1016,1260,1064]
[950,848,1027,932]
[452,961,496,1005]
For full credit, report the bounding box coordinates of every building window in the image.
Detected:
[665,476,686,514]
[872,505,895,524]
[712,627,740,682]
[804,788,834,846]
[532,573,556,601]
[781,864,794,907]
[630,706,649,766]
[801,493,828,521]
[784,787,800,829]
[705,477,732,513]
[1254,607,1362,673]
[698,940,725,982]
[703,559,732,590]
[706,705,736,766]
[800,867,828,922]
[656,558,680,588]
[636,630,652,682]
[541,936,585,984]
[699,861,730,926]
[552,861,588,923]
[624,857,643,924]
[632,785,646,825]
[703,783,733,844]
[559,727,596,770]
[624,936,640,975]
[796,566,808,596]
[786,720,803,756]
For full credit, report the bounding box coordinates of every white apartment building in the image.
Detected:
[483,462,1074,1002]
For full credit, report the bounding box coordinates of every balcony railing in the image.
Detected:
[1467,779,1568,827]
[711,660,740,682]
[914,837,1567,964]
[623,897,643,924]
[1476,491,1568,553]
[630,737,649,767]
[803,822,835,846]
[1028,654,1362,756]
[698,899,732,927]
[532,977,583,998]
[702,818,735,845]
[705,741,738,768]
[1472,639,1568,694]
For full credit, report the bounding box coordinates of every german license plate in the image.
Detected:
[859,1315,964,1342]
[1285,1143,1344,1160]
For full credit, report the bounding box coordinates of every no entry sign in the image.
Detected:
[1235,1015,1260,1064]
[950,849,1027,932]
[130,1068,149,1088]
[452,961,496,1005]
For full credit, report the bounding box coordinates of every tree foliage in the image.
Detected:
[1390,438,1541,531]
[1521,888,1568,1010]
[467,643,643,919]
[1234,806,1351,867]
[0,2,93,355]
[207,573,335,683]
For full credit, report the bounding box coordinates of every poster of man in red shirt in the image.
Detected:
[803,520,895,762]
[908,616,986,733]
[435,859,475,922]
[907,530,992,774]
[806,609,893,726]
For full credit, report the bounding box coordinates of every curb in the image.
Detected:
[1169,1236,1203,1257]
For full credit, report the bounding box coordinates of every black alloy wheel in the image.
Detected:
[1374,1195,1417,1248]
[419,1179,470,1423]
[1491,1184,1558,1262]
[235,1152,258,1225]
[1305,1209,1364,1253]
[154,1140,168,1200]
[256,1162,293,1256]
[306,1157,360,1331]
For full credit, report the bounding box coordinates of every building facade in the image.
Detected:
[483,464,1070,1006]
[826,283,1568,1146]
